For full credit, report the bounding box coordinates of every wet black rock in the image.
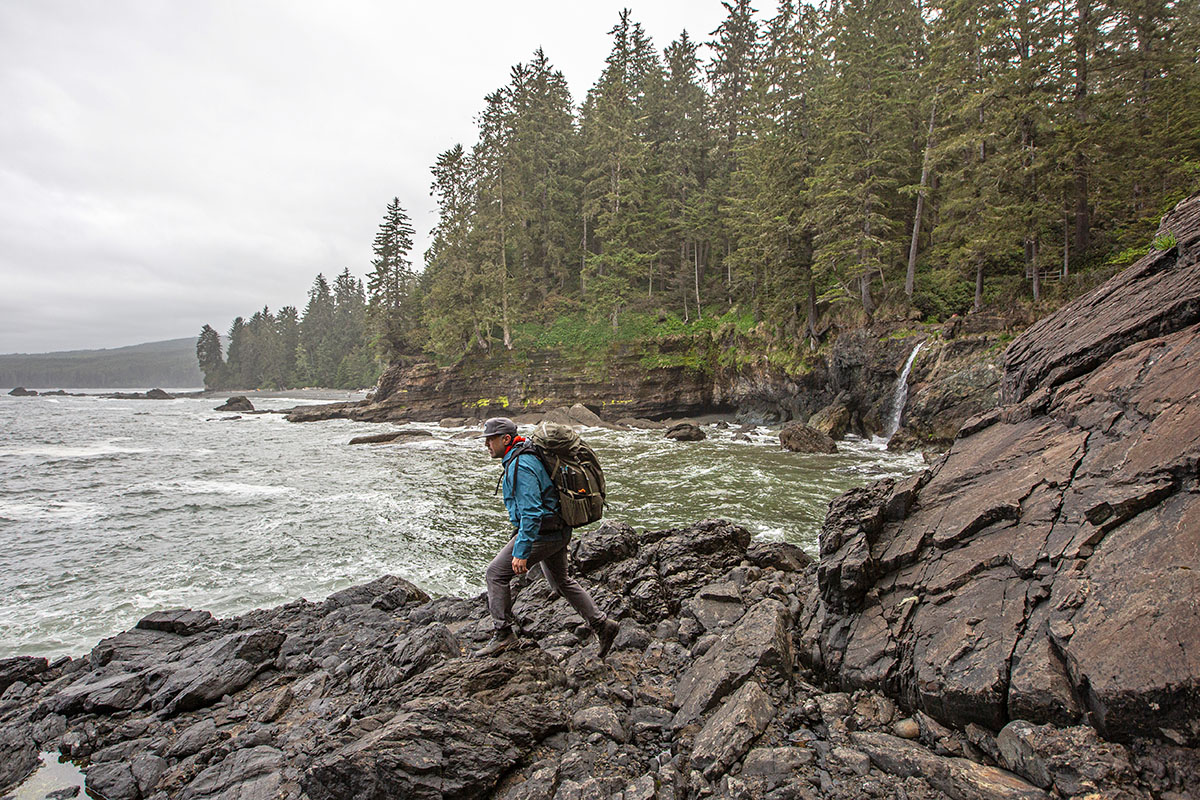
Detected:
[0,519,1189,799]
[664,422,706,441]
[348,429,435,445]
[779,422,837,453]
[214,396,254,412]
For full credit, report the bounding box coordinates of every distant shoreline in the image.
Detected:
[3,387,369,402]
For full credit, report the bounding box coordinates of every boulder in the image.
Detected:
[664,422,706,441]
[86,762,139,800]
[689,680,775,778]
[567,403,604,427]
[325,575,430,610]
[149,629,285,716]
[682,581,745,631]
[804,194,1200,745]
[850,731,1048,800]
[808,396,852,439]
[105,389,174,400]
[0,724,39,790]
[572,705,625,741]
[179,745,283,800]
[996,721,1145,798]
[673,598,792,727]
[135,609,216,636]
[7,387,36,396]
[214,396,254,412]
[284,401,362,422]
[779,422,837,453]
[0,656,49,694]
[348,429,434,445]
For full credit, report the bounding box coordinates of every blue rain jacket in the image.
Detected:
[501,442,562,560]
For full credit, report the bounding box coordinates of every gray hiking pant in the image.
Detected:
[486,531,605,633]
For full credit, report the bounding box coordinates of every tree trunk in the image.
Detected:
[908,94,938,298]
[1073,0,1091,252]
[580,214,588,296]
[1031,237,1041,302]
[973,256,984,313]
[806,272,818,350]
[1063,216,1070,278]
[694,240,703,319]
[681,241,689,322]
[861,212,874,321]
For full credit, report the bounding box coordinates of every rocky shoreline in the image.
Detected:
[1,520,1192,800]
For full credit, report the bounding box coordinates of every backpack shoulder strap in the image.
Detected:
[506,442,556,495]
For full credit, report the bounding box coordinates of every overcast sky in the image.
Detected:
[0,1,739,354]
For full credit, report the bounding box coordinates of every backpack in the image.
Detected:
[513,422,606,528]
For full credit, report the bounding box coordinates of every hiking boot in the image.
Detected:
[475,629,517,657]
[595,618,620,658]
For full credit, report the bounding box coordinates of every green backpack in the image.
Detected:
[516,422,606,528]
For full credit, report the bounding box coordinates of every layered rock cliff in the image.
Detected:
[285,321,1005,450]
[801,195,1200,747]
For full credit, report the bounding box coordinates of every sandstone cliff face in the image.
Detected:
[288,325,1003,446]
[355,341,721,424]
[802,195,1200,746]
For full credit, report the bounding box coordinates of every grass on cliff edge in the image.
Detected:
[506,308,757,373]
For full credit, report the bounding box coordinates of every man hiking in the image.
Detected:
[476,416,619,658]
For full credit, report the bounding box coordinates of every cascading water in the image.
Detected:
[885,342,924,441]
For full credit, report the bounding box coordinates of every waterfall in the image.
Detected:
[885,342,924,441]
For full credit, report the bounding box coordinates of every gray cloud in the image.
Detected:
[0,0,727,353]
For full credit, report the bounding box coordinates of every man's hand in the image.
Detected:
[511,557,528,574]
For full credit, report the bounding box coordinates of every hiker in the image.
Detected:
[475,416,619,657]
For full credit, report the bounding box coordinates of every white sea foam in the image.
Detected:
[0,441,150,459]
[136,479,295,498]
[0,500,105,524]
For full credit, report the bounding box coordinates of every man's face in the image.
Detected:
[485,434,511,459]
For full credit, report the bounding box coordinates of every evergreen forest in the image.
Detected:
[198,0,1200,391]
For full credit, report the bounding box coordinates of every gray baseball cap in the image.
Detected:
[477,417,518,438]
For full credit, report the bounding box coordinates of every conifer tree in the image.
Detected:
[276,306,300,386]
[659,31,715,320]
[225,316,249,389]
[726,0,824,339]
[300,274,336,386]
[579,10,666,327]
[367,198,418,358]
[195,324,225,389]
[804,0,923,320]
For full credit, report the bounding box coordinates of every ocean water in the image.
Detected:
[0,393,924,659]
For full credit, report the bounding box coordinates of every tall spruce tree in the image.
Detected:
[195,324,225,389]
[660,31,715,320]
[300,274,336,386]
[367,198,418,358]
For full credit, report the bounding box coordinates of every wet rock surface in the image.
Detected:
[214,396,254,413]
[804,196,1200,756]
[3,518,1191,799]
[664,422,706,442]
[779,422,837,454]
[347,429,435,445]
